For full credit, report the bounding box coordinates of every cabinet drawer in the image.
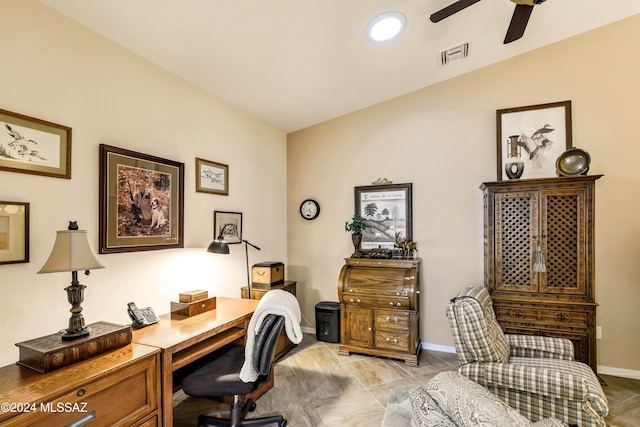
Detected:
[539,309,587,328]
[375,330,410,353]
[495,304,588,329]
[2,353,158,427]
[375,310,410,332]
[495,306,538,323]
[343,295,410,310]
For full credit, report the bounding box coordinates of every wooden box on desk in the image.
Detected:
[251,261,284,288]
[171,296,217,319]
[15,321,132,373]
[179,289,209,303]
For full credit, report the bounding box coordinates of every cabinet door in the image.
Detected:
[494,191,540,292]
[539,189,587,295]
[344,306,373,348]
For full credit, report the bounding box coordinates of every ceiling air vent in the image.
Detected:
[440,42,470,66]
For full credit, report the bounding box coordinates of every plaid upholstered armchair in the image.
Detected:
[446,286,608,427]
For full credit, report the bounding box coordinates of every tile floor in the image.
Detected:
[173,334,640,426]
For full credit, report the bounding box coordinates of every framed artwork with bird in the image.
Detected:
[496,100,572,181]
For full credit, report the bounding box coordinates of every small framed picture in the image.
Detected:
[354,183,412,253]
[99,144,184,254]
[0,108,71,179]
[497,101,572,180]
[213,211,242,244]
[0,201,29,265]
[196,158,229,195]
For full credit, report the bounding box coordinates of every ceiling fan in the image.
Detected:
[430,0,548,44]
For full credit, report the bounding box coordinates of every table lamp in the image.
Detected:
[38,221,105,340]
[207,223,260,299]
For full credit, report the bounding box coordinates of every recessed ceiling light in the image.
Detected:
[367,12,406,42]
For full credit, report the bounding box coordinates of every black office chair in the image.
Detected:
[181,314,287,427]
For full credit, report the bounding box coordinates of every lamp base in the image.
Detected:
[63,279,91,341]
[62,326,91,341]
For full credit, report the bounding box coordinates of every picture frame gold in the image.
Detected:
[99,144,184,254]
[0,201,29,265]
[0,108,71,179]
[195,158,229,195]
[497,100,572,181]
[354,183,412,253]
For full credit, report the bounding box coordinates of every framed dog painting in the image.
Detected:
[99,144,184,254]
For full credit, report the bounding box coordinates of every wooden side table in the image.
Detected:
[241,280,297,359]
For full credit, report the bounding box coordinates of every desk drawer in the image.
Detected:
[343,295,410,310]
[1,352,159,427]
[374,330,410,353]
[375,310,410,332]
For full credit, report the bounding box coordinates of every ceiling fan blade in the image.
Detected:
[430,0,483,23]
[504,4,534,44]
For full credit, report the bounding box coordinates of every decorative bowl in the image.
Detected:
[556,148,591,176]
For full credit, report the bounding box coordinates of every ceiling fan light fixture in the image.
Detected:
[367,12,406,42]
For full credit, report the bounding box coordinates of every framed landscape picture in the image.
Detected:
[99,144,184,254]
[354,183,412,253]
[497,100,572,180]
[0,108,71,179]
[0,201,29,265]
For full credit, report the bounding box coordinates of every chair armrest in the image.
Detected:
[460,362,589,401]
[506,334,574,360]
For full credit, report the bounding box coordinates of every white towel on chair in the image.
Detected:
[239,289,303,382]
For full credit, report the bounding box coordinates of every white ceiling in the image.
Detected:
[40,0,640,133]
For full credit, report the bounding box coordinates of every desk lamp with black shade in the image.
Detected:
[38,221,105,340]
[207,223,260,299]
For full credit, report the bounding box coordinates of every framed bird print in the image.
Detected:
[195,158,229,195]
[0,108,71,179]
[496,101,572,180]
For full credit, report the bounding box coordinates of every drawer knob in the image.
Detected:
[77,388,86,397]
[396,303,402,307]
[385,336,399,345]
[389,302,394,306]
[385,316,398,322]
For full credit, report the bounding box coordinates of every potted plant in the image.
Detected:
[345,214,366,257]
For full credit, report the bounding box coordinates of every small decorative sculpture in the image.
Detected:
[371,177,393,185]
[394,232,418,259]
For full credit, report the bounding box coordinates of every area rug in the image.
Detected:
[381,388,413,427]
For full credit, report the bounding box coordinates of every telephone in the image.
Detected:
[127,302,159,329]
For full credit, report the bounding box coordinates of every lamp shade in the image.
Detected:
[38,230,105,274]
[207,238,230,254]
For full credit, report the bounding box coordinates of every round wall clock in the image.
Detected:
[300,199,320,220]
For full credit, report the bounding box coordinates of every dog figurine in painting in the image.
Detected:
[150,198,166,229]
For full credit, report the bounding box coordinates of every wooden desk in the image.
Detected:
[0,343,160,426]
[132,297,259,427]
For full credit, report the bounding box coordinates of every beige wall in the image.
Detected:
[0,1,287,367]
[288,14,640,375]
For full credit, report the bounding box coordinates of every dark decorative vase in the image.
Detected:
[505,161,525,179]
[505,135,525,179]
[351,232,363,257]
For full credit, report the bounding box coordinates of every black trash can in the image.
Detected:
[315,301,340,343]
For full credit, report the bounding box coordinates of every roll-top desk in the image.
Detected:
[338,258,421,366]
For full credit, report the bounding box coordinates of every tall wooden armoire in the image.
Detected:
[481,175,602,374]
